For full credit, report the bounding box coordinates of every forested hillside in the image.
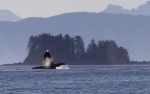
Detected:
[23,33,130,65]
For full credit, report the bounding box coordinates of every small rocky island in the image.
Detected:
[32,50,69,69]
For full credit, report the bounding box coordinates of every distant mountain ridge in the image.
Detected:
[103,1,150,16]
[0,12,150,64]
[0,10,21,22]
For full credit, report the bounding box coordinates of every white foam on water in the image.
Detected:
[56,65,69,69]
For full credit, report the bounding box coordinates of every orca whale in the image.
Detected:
[32,50,69,69]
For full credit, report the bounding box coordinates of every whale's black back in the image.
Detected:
[32,63,67,69]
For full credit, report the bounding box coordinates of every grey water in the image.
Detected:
[0,65,150,94]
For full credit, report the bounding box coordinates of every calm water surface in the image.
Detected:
[0,65,150,94]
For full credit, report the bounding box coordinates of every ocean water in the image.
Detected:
[0,65,150,94]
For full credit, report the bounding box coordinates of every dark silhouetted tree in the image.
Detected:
[24,33,130,65]
[74,36,85,63]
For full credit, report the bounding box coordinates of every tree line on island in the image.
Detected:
[23,33,131,65]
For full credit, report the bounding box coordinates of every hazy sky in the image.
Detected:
[0,0,149,18]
